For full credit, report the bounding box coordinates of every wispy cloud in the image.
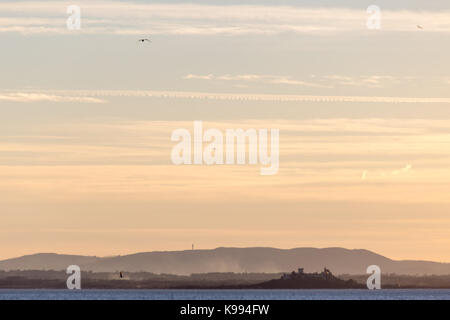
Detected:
[361,170,368,180]
[0,92,105,103]
[392,164,413,176]
[2,119,450,205]
[183,74,331,88]
[362,164,413,180]
[183,74,214,80]
[2,2,450,35]
[7,89,450,104]
[322,75,415,88]
[184,73,417,89]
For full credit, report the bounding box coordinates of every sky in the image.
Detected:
[1,0,450,263]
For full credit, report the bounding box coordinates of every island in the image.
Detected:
[248,267,364,289]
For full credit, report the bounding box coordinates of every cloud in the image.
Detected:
[183,74,214,80]
[361,170,368,180]
[392,164,413,175]
[3,118,450,212]
[4,89,450,104]
[184,73,417,89]
[323,75,416,88]
[183,74,331,88]
[0,92,105,103]
[2,2,450,35]
[363,164,413,180]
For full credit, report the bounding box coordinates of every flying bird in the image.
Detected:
[417,25,424,29]
[119,271,123,279]
[138,38,151,43]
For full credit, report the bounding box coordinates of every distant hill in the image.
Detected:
[0,247,449,275]
[0,253,100,271]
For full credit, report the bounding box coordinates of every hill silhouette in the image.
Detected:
[0,247,449,275]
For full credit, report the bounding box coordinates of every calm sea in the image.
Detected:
[0,289,449,300]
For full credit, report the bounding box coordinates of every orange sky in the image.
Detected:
[1,119,450,262]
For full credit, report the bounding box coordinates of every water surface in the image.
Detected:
[1,289,449,300]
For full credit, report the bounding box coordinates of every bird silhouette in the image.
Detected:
[138,38,151,43]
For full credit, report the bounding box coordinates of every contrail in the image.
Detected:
[6,90,450,104]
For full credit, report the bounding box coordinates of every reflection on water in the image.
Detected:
[0,289,449,300]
